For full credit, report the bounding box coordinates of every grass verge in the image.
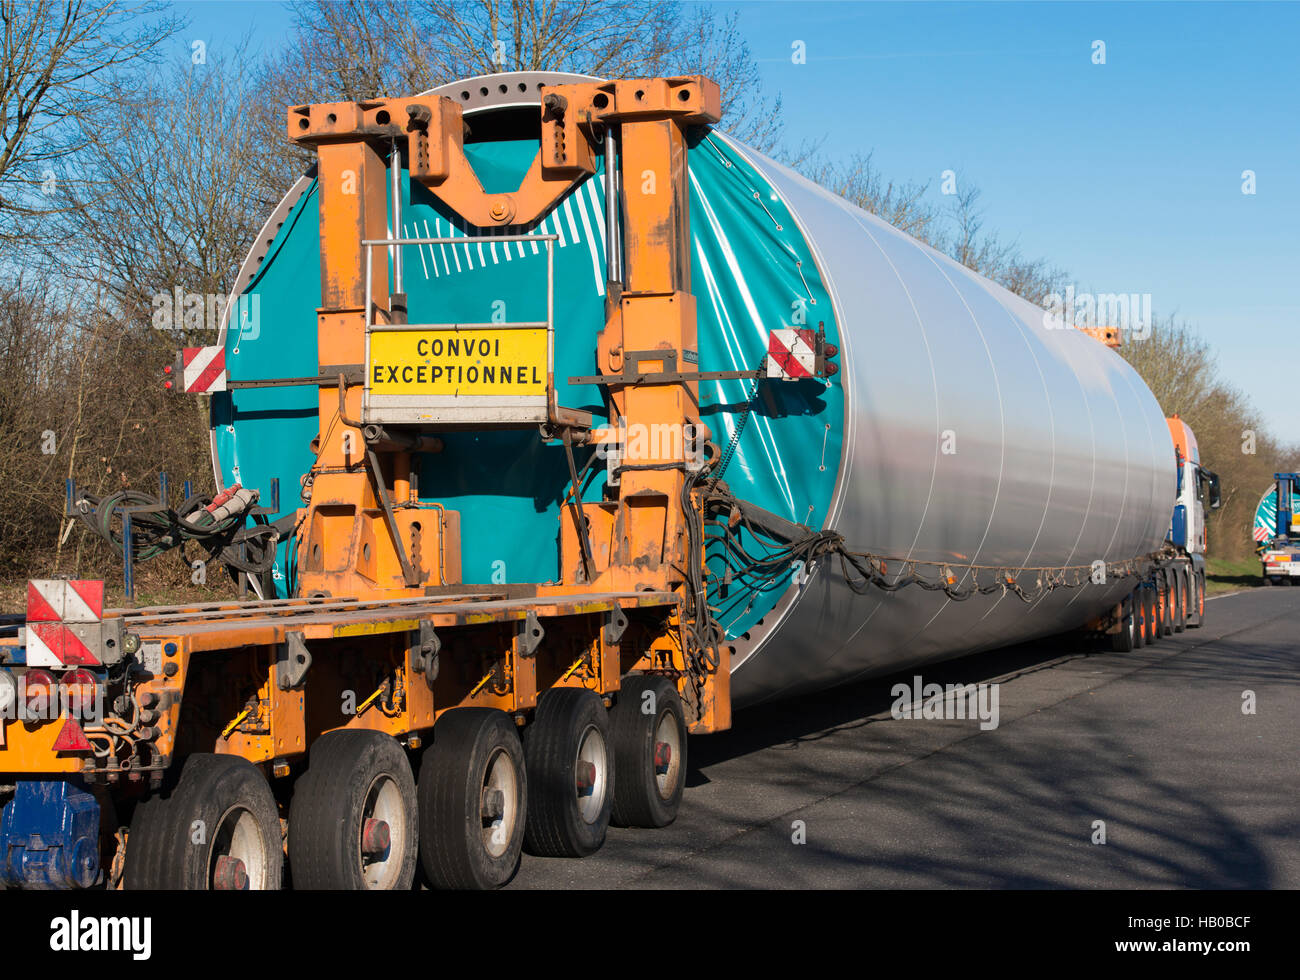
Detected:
[1206,556,1265,595]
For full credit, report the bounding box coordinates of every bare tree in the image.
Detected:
[939,182,1065,305]
[246,0,785,199]
[0,0,179,247]
[1122,315,1288,560]
[52,47,266,332]
[794,149,940,240]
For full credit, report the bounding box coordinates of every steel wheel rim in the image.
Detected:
[481,746,519,859]
[209,805,267,890]
[575,724,608,823]
[653,710,682,800]
[359,774,406,889]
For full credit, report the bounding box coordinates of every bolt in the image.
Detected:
[654,741,672,774]
[213,856,248,890]
[576,760,597,795]
[361,818,390,856]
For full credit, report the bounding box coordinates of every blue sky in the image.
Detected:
[173,0,1299,444]
[734,1,1300,445]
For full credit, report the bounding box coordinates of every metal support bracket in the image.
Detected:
[603,606,628,645]
[365,447,421,588]
[561,428,596,584]
[517,611,545,658]
[276,631,312,690]
[570,349,759,387]
[411,620,440,684]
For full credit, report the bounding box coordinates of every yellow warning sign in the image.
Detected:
[369,328,548,396]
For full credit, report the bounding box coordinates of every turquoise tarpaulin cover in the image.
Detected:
[211,132,843,641]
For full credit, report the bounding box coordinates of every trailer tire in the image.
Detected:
[418,708,526,890]
[288,731,418,890]
[1131,588,1146,649]
[124,754,282,890]
[1152,577,1165,640]
[1109,596,1137,652]
[1172,566,1186,633]
[522,688,613,858]
[1143,585,1159,645]
[1170,564,1180,634]
[610,675,687,828]
[1146,585,1158,644]
[1188,569,1205,627]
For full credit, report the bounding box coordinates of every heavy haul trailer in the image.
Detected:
[1,70,1209,890]
[1102,414,1220,652]
[1255,473,1300,585]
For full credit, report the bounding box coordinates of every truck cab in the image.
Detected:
[1166,415,1220,562]
[1258,472,1300,585]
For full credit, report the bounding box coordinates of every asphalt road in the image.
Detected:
[509,587,1299,888]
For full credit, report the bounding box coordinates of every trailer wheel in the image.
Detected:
[1187,569,1205,627]
[1136,587,1149,646]
[1141,586,1157,646]
[1151,584,1164,642]
[522,688,613,858]
[1109,596,1137,652]
[610,675,687,828]
[1154,571,1164,634]
[287,731,418,890]
[1186,569,1201,627]
[418,708,526,890]
[1170,564,1180,634]
[1172,567,1186,633]
[124,754,282,890]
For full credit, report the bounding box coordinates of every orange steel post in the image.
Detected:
[557,77,730,731]
[287,107,405,599]
[287,95,603,599]
[287,78,730,730]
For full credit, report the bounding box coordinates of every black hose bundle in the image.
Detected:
[701,483,1153,610]
[70,487,282,574]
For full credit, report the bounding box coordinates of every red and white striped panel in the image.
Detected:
[182,345,228,393]
[25,580,104,667]
[26,580,103,623]
[1253,525,1270,542]
[766,329,816,380]
[26,623,100,667]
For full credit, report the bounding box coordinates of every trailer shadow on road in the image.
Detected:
[641,608,1297,889]
[512,590,1298,888]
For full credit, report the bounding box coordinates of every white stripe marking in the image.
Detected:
[574,186,605,297]
[25,628,61,667]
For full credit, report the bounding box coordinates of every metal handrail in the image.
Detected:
[362,232,558,334]
[360,232,559,425]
